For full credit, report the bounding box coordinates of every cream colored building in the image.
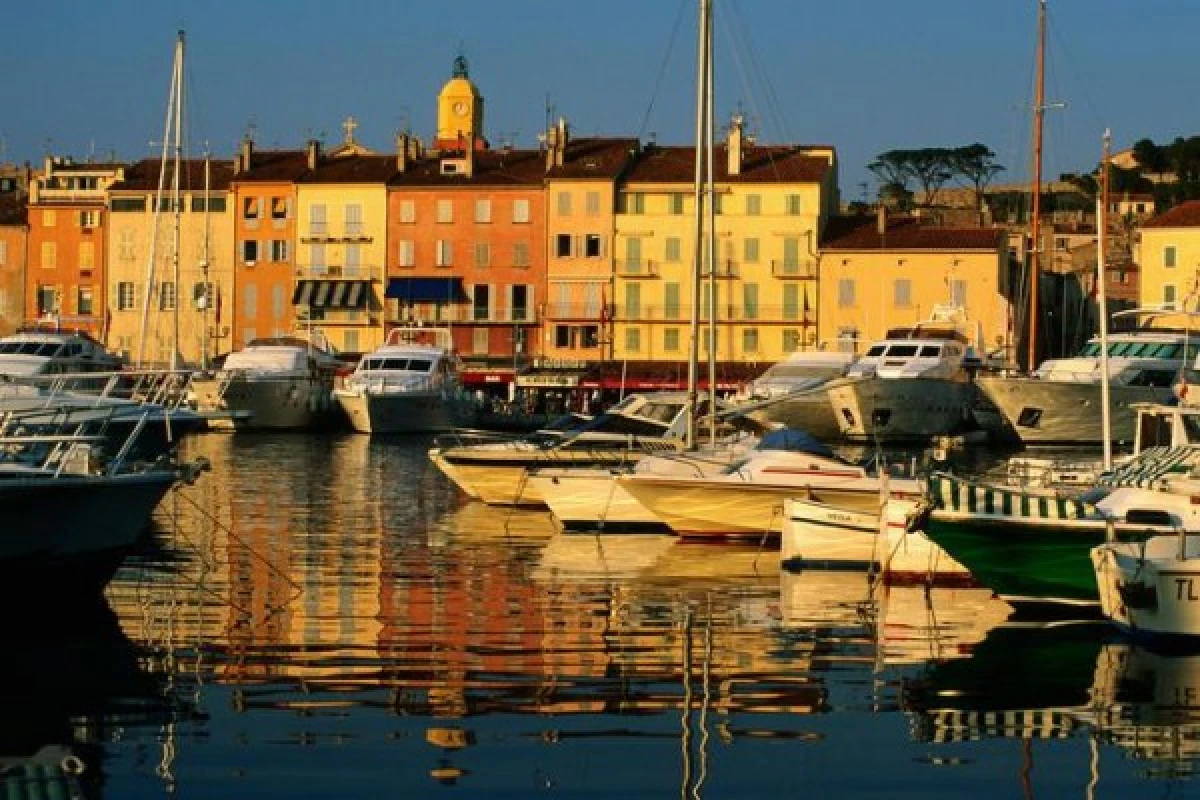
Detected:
[818,213,1009,359]
[1138,200,1200,318]
[106,159,235,366]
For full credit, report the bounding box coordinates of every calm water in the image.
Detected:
[10,433,1200,798]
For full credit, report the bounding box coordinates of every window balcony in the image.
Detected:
[616,259,659,278]
[770,260,818,279]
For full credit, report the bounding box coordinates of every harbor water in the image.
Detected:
[13,433,1200,797]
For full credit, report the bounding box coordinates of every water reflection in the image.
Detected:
[19,433,1186,795]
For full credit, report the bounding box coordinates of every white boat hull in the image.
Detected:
[1094,535,1200,640]
[336,388,474,434]
[527,468,663,532]
[193,375,333,431]
[828,377,974,442]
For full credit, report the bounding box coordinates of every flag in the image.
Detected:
[215,285,222,325]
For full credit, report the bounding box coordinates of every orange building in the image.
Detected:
[229,138,309,349]
[25,156,124,337]
[0,193,28,335]
[386,142,547,384]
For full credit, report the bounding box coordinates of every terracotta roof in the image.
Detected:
[821,215,1005,251]
[0,193,27,226]
[623,144,831,184]
[389,148,545,187]
[546,137,639,180]
[298,153,397,184]
[1142,200,1200,228]
[46,161,125,172]
[234,149,309,182]
[109,158,235,192]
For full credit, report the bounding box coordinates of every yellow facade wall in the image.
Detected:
[1138,225,1200,316]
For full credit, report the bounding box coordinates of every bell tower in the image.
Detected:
[435,54,485,150]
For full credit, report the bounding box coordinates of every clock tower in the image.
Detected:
[435,54,485,151]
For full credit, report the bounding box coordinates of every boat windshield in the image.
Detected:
[362,357,434,372]
[886,345,919,358]
[919,345,942,357]
[0,342,63,357]
[865,345,887,357]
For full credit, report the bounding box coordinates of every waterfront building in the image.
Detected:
[26,156,124,338]
[0,193,28,335]
[610,118,838,384]
[540,125,637,372]
[1137,200,1200,321]
[293,127,392,355]
[817,211,1009,359]
[229,138,308,350]
[105,158,235,366]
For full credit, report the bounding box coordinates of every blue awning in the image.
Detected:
[385,277,467,302]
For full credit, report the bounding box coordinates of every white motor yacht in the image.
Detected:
[334,327,474,434]
[733,350,856,440]
[978,326,1199,446]
[0,326,124,378]
[827,305,982,442]
[192,336,343,431]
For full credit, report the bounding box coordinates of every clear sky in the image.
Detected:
[3,0,1197,195]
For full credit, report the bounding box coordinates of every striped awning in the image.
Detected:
[1098,445,1200,489]
[292,280,370,309]
[927,473,1097,520]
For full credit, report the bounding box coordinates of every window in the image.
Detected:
[624,283,641,318]
[665,282,681,319]
[556,233,573,258]
[309,204,327,235]
[1055,236,1069,251]
[894,278,912,308]
[43,209,56,227]
[585,234,603,258]
[581,325,600,348]
[472,285,490,321]
[664,328,680,351]
[1165,245,1178,268]
[193,282,212,309]
[555,325,571,348]
[625,237,643,272]
[159,281,176,311]
[78,210,100,228]
[586,191,600,216]
[345,243,362,276]
[743,283,759,320]
[40,242,56,268]
[436,199,453,223]
[625,327,641,352]
[270,240,289,262]
[499,241,525,272]
[511,285,530,321]
[557,191,572,216]
[36,286,56,315]
[399,200,416,223]
[117,281,135,311]
[475,242,491,268]
[783,329,801,353]
[242,239,259,264]
[343,330,359,353]
[746,194,761,215]
[1165,284,1178,309]
[554,284,571,318]
[398,240,415,268]
[243,196,260,220]
[743,328,760,353]
[668,193,685,215]
[78,242,95,270]
[785,194,802,215]
[472,327,489,354]
[111,197,146,212]
[783,284,800,320]
[244,284,257,318]
[665,237,681,263]
[77,286,94,316]
[950,279,967,308]
[513,198,530,223]
[782,237,800,270]
[744,237,760,263]
[310,243,326,269]
[838,278,856,308]
[436,240,453,267]
[191,196,226,213]
[475,198,492,223]
[583,283,601,317]
[344,203,363,235]
[270,196,288,220]
[625,192,645,214]
[272,285,285,319]
[712,193,723,215]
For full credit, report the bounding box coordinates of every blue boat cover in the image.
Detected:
[756,428,834,458]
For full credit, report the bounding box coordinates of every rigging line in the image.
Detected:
[718,2,786,182]
[1046,11,1105,138]
[726,0,792,149]
[635,0,690,141]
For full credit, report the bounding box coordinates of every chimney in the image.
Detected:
[43,155,54,178]
[240,135,254,174]
[555,117,568,168]
[727,114,744,177]
[306,139,320,171]
[544,122,559,171]
[876,204,888,237]
[395,133,410,172]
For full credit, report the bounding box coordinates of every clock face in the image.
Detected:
[453,101,468,117]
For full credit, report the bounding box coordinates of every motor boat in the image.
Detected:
[732,350,856,440]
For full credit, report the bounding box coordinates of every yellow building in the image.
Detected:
[611,118,838,375]
[434,55,485,150]
[293,136,392,354]
[818,213,1009,359]
[1138,200,1200,316]
[106,159,235,366]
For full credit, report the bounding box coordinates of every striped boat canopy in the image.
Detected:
[927,473,1097,520]
[1097,445,1200,489]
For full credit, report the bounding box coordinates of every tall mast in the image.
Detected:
[686,0,712,450]
[704,0,717,447]
[170,30,185,372]
[1098,130,1113,470]
[201,146,211,371]
[1026,0,1046,371]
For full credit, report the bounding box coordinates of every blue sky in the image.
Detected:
[3,0,1197,194]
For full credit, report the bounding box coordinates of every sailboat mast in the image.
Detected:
[202,148,211,371]
[1098,130,1113,470]
[704,2,717,447]
[170,30,185,372]
[1027,0,1046,370]
[686,0,712,450]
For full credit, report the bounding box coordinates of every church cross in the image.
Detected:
[342,116,358,144]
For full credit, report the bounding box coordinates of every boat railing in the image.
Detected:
[432,428,535,450]
[24,368,196,411]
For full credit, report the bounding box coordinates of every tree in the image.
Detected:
[1132,138,1168,174]
[906,148,956,208]
[951,143,1004,211]
[868,151,911,195]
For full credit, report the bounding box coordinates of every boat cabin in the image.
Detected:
[1034,332,1199,387]
[221,337,342,378]
[347,328,460,393]
[744,351,857,398]
[1133,402,1200,452]
[0,328,124,378]
[848,333,974,381]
